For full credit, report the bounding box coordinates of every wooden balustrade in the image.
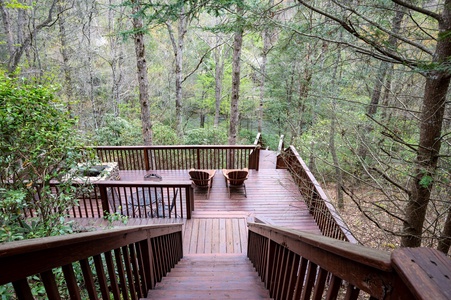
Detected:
[25,181,194,219]
[94,145,260,171]
[0,224,183,299]
[247,222,451,300]
[278,146,356,243]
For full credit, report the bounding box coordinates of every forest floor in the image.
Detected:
[324,184,400,252]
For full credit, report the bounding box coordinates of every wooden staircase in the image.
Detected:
[144,254,271,299]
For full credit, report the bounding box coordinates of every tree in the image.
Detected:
[228,4,244,145]
[0,73,91,241]
[130,0,153,145]
[166,5,187,138]
[298,0,451,251]
[0,0,60,75]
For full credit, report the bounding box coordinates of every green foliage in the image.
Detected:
[0,73,91,241]
[184,127,228,145]
[103,209,128,227]
[153,122,180,145]
[419,173,434,188]
[94,114,142,146]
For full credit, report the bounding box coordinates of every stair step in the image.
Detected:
[144,254,271,299]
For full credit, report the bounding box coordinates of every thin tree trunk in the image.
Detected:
[359,7,405,160]
[0,0,14,56]
[166,6,187,139]
[437,208,451,254]
[131,0,152,145]
[329,41,344,209]
[214,42,225,127]
[228,7,243,145]
[108,0,123,117]
[401,1,451,247]
[85,7,98,130]
[258,23,271,133]
[6,0,58,74]
[57,1,73,114]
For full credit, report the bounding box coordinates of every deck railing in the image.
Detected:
[25,181,194,219]
[0,224,183,299]
[247,222,451,300]
[278,145,357,242]
[94,145,260,171]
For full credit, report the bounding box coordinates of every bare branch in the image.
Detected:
[391,0,441,20]
[331,1,433,56]
[8,0,59,73]
[297,0,430,68]
[182,43,222,83]
[371,167,411,195]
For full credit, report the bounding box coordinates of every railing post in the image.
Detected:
[196,148,201,169]
[249,145,260,171]
[98,184,110,215]
[144,148,150,171]
[185,185,194,219]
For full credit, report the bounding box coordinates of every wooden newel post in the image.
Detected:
[144,148,150,171]
[185,185,194,219]
[98,185,110,215]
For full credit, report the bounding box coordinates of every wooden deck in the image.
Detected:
[71,150,321,255]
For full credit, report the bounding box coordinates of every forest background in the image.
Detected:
[0,0,450,255]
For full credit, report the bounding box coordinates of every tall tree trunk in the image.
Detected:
[85,7,98,130]
[108,0,123,117]
[329,42,344,209]
[167,6,187,139]
[258,21,272,133]
[228,7,243,145]
[131,0,152,145]
[437,208,451,254]
[0,0,14,56]
[214,42,225,127]
[5,0,58,74]
[359,7,405,160]
[57,1,73,115]
[401,2,451,247]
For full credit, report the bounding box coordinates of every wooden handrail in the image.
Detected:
[279,146,357,242]
[247,222,451,300]
[253,132,262,148]
[93,145,260,171]
[0,224,183,299]
[25,181,194,220]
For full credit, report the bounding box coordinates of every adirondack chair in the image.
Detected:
[222,168,249,198]
[189,169,216,199]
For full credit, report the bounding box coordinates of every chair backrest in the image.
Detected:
[227,170,248,185]
[189,170,212,186]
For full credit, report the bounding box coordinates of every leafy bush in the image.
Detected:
[184,127,228,145]
[0,73,91,241]
[153,123,180,145]
[94,114,142,146]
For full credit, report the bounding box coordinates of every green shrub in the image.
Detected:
[0,73,91,241]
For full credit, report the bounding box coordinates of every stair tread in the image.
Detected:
[143,289,272,299]
[144,254,271,299]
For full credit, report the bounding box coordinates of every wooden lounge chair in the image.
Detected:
[189,169,216,199]
[222,168,249,198]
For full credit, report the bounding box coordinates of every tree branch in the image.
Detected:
[8,0,59,73]
[391,0,441,20]
[331,1,433,56]
[297,0,431,69]
[371,167,411,195]
[182,42,222,83]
